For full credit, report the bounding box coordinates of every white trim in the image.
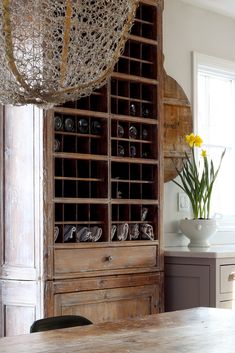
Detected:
[192,51,235,135]
[180,0,235,20]
[193,52,235,75]
[192,52,198,133]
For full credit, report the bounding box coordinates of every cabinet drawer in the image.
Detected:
[219,300,235,309]
[220,264,235,294]
[54,246,157,277]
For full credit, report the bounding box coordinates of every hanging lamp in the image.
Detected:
[0,0,139,107]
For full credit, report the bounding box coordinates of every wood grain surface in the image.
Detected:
[1,307,235,353]
[163,71,193,182]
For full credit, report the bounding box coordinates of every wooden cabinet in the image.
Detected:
[0,105,44,336]
[165,250,235,311]
[0,0,164,336]
[44,0,164,322]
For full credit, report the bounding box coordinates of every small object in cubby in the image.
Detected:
[54,139,60,152]
[142,105,150,117]
[140,224,154,241]
[76,226,92,242]
[91,120,101,134]
[142,151,148,158]
[54,116,63,131]
[141,207,148,221]
[54,226,60,242]
[117,190,122,199]
[111,224,117,240]
[117,223,129,241]
[90,226,102,242]
[78,118,89,133]
[130,223,139,240]
[118,145,125,157]
[130,103,136,116]
[64,117,74,132]
[142,129,148,139]
[129,125,138,139]
[130,145,136,157]
[63,225,76,242]
[117,124,124,137]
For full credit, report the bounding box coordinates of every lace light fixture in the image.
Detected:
[0,0,139,107]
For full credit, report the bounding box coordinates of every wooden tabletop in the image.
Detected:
[1,307,235,353]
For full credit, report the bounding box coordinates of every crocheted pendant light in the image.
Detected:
[0,0,139,107]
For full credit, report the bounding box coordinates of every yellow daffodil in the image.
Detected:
[194,135,203,147]
[185,133,196,147]
[185,133,203,148]
[201,149,207,158]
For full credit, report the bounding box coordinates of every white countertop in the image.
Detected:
[164,245,235,258]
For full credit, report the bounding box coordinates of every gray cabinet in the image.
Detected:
[165,249,235,311]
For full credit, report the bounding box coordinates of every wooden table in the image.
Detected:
[1,307,235,353]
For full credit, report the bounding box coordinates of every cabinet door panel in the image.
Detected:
[0,280,41,336]
[54,285,158,323]
[165,264,210,311]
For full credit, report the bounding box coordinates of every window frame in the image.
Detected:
[193,51,235,232]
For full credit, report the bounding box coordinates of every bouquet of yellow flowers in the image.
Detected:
[173,133,226,219]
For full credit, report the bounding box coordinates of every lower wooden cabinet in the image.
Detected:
[54,286,157,323]
[46,273,164,323]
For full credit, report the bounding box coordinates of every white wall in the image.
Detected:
[163,0,235,246]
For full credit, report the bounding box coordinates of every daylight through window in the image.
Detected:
[194,52,235,229]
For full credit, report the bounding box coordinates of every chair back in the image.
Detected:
[30,315,93,333]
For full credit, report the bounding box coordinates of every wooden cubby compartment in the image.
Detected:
[54,203,108,243]
[111,80,157,119]
[63,86,108,112]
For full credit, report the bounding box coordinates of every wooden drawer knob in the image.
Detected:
[106,255,113,262]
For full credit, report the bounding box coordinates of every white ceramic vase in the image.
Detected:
[179,219,217,248]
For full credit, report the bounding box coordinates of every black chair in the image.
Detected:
[30,315,93,333]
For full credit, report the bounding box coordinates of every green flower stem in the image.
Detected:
[173,143,225,220]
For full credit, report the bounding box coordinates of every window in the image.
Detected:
[193,52,235,230]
